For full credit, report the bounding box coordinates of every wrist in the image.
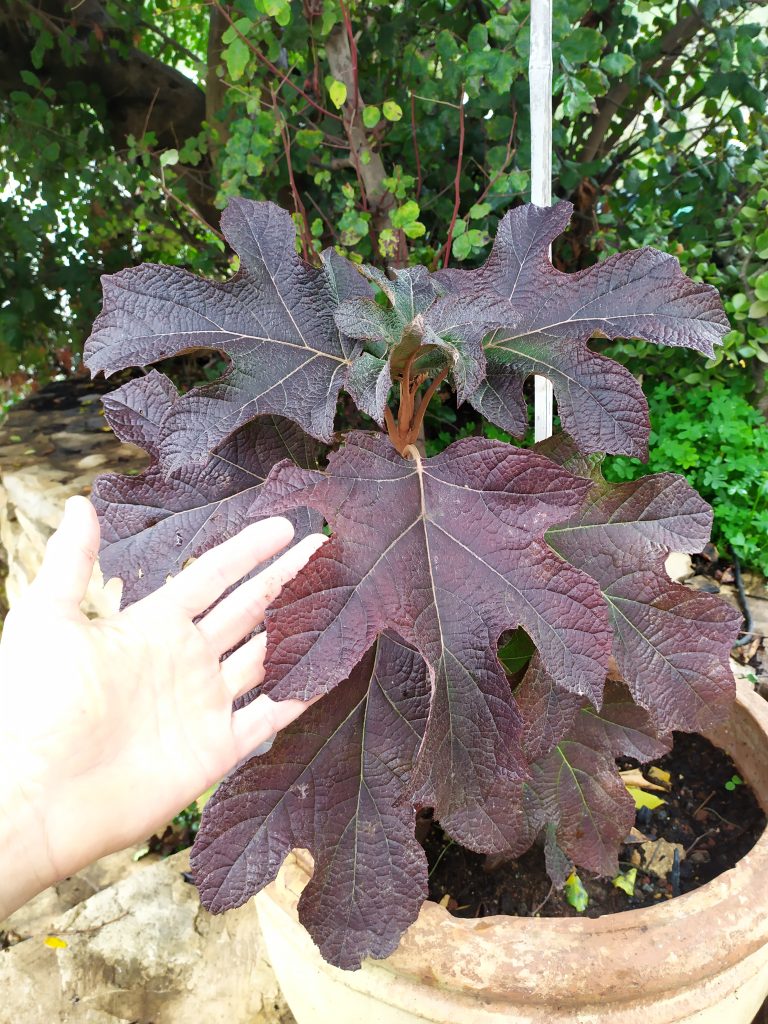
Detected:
[0,768,60,919]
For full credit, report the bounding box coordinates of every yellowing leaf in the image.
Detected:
[647,766,672,789]
[564,870,588,912]
[627,786,666,810]
[329,79,347,109]
[44,935,68,949]
[382,100,403,121]
[612,867,637,896]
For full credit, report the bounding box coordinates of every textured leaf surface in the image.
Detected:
[542,434,740,731]
[191,635,429,970]
[435,202,729,458]
[337,265,503,423]
[91,370,318,606]
[519,660,670,876]
[84,200,370,464]
[249,431,612,836]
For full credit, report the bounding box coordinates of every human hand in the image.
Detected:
[0,497,324,915]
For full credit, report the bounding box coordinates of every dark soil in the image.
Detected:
[424,731,766,919]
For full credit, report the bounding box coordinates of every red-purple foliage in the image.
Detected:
[85,199,740,970]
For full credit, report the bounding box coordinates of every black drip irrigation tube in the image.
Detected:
[731,547,755,649]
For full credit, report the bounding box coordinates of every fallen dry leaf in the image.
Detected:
[641,837,685,879]
[619,768,666,791]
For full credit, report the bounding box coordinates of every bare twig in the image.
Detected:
[442,87,465,268]
[159,179,225,242]
[273,94,312,262]
[410,91,423,198]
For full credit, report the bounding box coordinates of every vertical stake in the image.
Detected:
[530,0,554,442]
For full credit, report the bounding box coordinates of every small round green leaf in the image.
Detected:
[363,105,381,128]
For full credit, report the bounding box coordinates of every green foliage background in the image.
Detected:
[0,0,766,568]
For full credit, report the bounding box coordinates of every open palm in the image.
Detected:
[0,496,323,887]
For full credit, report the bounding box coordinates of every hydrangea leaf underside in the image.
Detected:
[191,634,429,971]
[84,200,371,466]
[434,202,729,458]
[337,265,503,423]
[91,370,319,607]
[541,434,741,732]
[248,431,612,838]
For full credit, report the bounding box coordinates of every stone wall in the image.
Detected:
[0,849,294,1024]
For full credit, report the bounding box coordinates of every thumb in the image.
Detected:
[31,496,101,612]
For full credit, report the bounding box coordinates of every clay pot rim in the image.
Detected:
[288,678,768,1002]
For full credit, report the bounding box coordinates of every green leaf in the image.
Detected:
[391,200,420,229]
[329,79,348,109]
[30,29,53,70]
[403,221,426,239]
[469,202,492,220]
[262,0,291,25]
[499,628,535,674]
[468,24,488,51]
[612,867,637,896]
[383,100,403,122]
[223,37,250,81]
[602,52,635,76]
[296,129,324,149]
[452,233,473,261]
[363,105,381,128]
[564,870,589,912]
[160,149,179,167]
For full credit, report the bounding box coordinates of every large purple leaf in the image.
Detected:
[434,202,729,458]
[541,434,741,732]
[248,431,612,836]
[84,200,371,464]
[91,370,318,607]
[191,634,429,970]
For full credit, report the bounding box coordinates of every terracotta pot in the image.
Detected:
[256,679,768,1023]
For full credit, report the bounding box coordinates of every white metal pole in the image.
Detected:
[530,0,554,442]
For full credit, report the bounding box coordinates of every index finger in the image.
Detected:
[154,516,295,619]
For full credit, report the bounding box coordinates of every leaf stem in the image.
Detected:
[386,358,449,456]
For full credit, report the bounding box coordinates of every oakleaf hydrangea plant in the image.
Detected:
[85,199,740,971]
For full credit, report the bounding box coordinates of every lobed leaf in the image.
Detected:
[248,431,612,840]
[518,658,670,877]
[84,200,371,466]
[191,634,429,970]
[542,433,741,731]
[91,370,319,607]
[435,202,729,458]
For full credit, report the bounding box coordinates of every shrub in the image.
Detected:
[85,198,740,970]
[606,382,768,576]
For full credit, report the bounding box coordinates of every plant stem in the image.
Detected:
[385,359,449,456]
